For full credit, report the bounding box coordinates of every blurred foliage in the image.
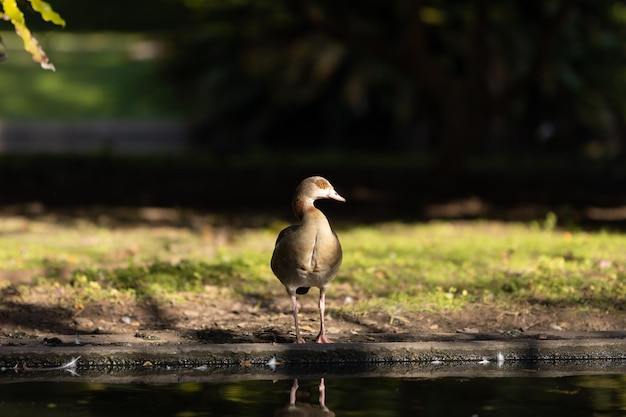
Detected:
[0,31,181,119]
[160,0,626,173]
[2,0,625,175]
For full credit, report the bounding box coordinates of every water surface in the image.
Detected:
[2,372,626,417]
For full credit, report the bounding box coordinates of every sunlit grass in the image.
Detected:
[1,212,626,315]
[340,220,626,314]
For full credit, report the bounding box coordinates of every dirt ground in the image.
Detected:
[2,282,625,345]
[1,203,626,346]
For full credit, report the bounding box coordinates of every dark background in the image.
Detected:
[4,0,626,225]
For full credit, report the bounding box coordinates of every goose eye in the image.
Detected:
[315,179,331,189]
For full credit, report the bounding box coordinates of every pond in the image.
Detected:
[2,363,626,417]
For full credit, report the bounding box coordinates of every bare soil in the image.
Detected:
[2,282,625,345]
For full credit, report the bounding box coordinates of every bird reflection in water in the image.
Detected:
[275,379,335,417]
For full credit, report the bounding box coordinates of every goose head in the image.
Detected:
[292,176,345,218]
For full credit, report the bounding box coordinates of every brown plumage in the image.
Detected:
[271,176,345,343]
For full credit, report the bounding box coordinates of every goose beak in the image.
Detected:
[329,190,346,202]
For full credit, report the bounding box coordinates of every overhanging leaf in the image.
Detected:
[2,0,56,70]
[29,0,65,27]
[2,0,26,26]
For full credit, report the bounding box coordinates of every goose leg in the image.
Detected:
[315,287,333,343]
[291,294,305,343]
[319,378,329,410]
[289,379,299,405]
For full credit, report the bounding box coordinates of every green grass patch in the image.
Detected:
[2,213,626,314]
[70,257,268,299]
[337,220,626,314]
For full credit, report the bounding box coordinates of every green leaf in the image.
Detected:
[2,0,26,26]
[2,0,56,70]
[28,0,66,27]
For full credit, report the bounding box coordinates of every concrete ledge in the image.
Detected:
[1,331,626,383]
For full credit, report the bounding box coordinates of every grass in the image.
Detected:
[0,31,180,120]
[1,210,626,316]
[340,219,626,314]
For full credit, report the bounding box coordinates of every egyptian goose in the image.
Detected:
[271,176,345,343]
